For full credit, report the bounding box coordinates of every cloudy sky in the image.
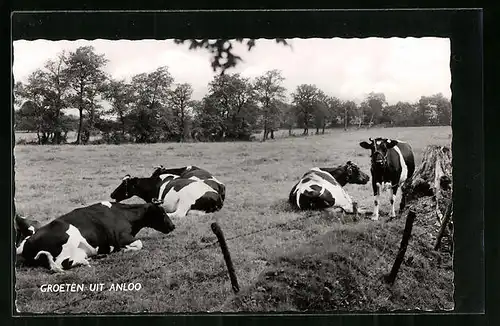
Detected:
[13,37,451,105]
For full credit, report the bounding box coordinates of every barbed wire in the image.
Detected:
[49,212,314,313]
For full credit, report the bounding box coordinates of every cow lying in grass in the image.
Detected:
[289,161,370,213]
[110,173,223,220]
[151,165,226,202]
[16,201,175,273]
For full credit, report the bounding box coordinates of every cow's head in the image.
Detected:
[343,161,370,185]
[14,214,38,247]
[359,138,398,169]
[110,175,137,202]
[151,165,166,178]
[145,202,176,234]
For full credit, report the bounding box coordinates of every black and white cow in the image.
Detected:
[289,161,370,212]
[151,165,226,202]
[16,201,175,272]
[110,173,223,219]
[359,137,415,220]
[15,213,40,247]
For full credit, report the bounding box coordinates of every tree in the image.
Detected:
[254,70,286,141]
[326,96,343,128]
[14,71,62,144]
[174,38,289,74]
[430,93,452,126]
[41,52,71,144]
[169,83,194,142]
[292,84,323,135]
[341,100,358,131]
[102,79,134,136]
[204,73,259,140]
[64,46,108,144]
[279,101,297,136]
[128,66,175,143]
[314,91,341,134]
[361,92,387,126]
[191,97,225,142]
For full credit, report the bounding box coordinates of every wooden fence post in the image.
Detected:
[384,210,417,285]
[211,222,240,294]
[434,201,453,251]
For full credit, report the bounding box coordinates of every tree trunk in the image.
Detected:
[76,108,84,144]
[344,108,348,131]
[262,116,268,141]
[400,145,453,223]
[120,114,126,136]
[180,107,185,142]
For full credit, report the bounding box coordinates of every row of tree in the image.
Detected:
[14,46,452,145]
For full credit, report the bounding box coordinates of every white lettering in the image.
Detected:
[108,283,142,292]
[40,283,85,293]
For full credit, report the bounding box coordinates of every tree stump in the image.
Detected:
[400,145,452,224]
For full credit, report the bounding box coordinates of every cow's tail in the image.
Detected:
[34,251,64,272]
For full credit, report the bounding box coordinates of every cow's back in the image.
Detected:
[291,169,344,210]
[396,142,415,179]
[387,141,415,182]
[57,203,133,249]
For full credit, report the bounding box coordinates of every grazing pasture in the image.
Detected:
[14,126,452,313]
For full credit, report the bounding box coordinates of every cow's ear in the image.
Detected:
[385,139,398,149]
[359,141,372,150]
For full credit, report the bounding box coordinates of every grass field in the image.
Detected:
[13,126,453,314]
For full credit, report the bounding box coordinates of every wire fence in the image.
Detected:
[48,212,316,313]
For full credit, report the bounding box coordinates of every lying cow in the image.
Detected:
[359,137,415,220]
[151,165,226,202]
[16,201,175,272]
[110,173,223,220]
[14,213,40,247]
[289,161,370,212]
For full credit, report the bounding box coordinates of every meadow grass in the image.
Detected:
[14,126,452,313]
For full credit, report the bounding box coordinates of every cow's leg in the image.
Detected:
[34,251,64,273]
[123,239,143,252]
[169,204,191,219]
[168,195,197,219]
[59,248,91,269]
[114,232,144,253]
[371,180,381,221]
[389,184,398,218]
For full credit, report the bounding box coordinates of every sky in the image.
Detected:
[13,37,451,108]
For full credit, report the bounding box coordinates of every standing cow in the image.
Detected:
[16,201,175,272]
[289,161,370,212]
[151,165,226,202]
[359,137,415,220]
[110,173,223,220]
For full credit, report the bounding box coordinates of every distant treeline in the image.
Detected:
[14,46,452,145]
